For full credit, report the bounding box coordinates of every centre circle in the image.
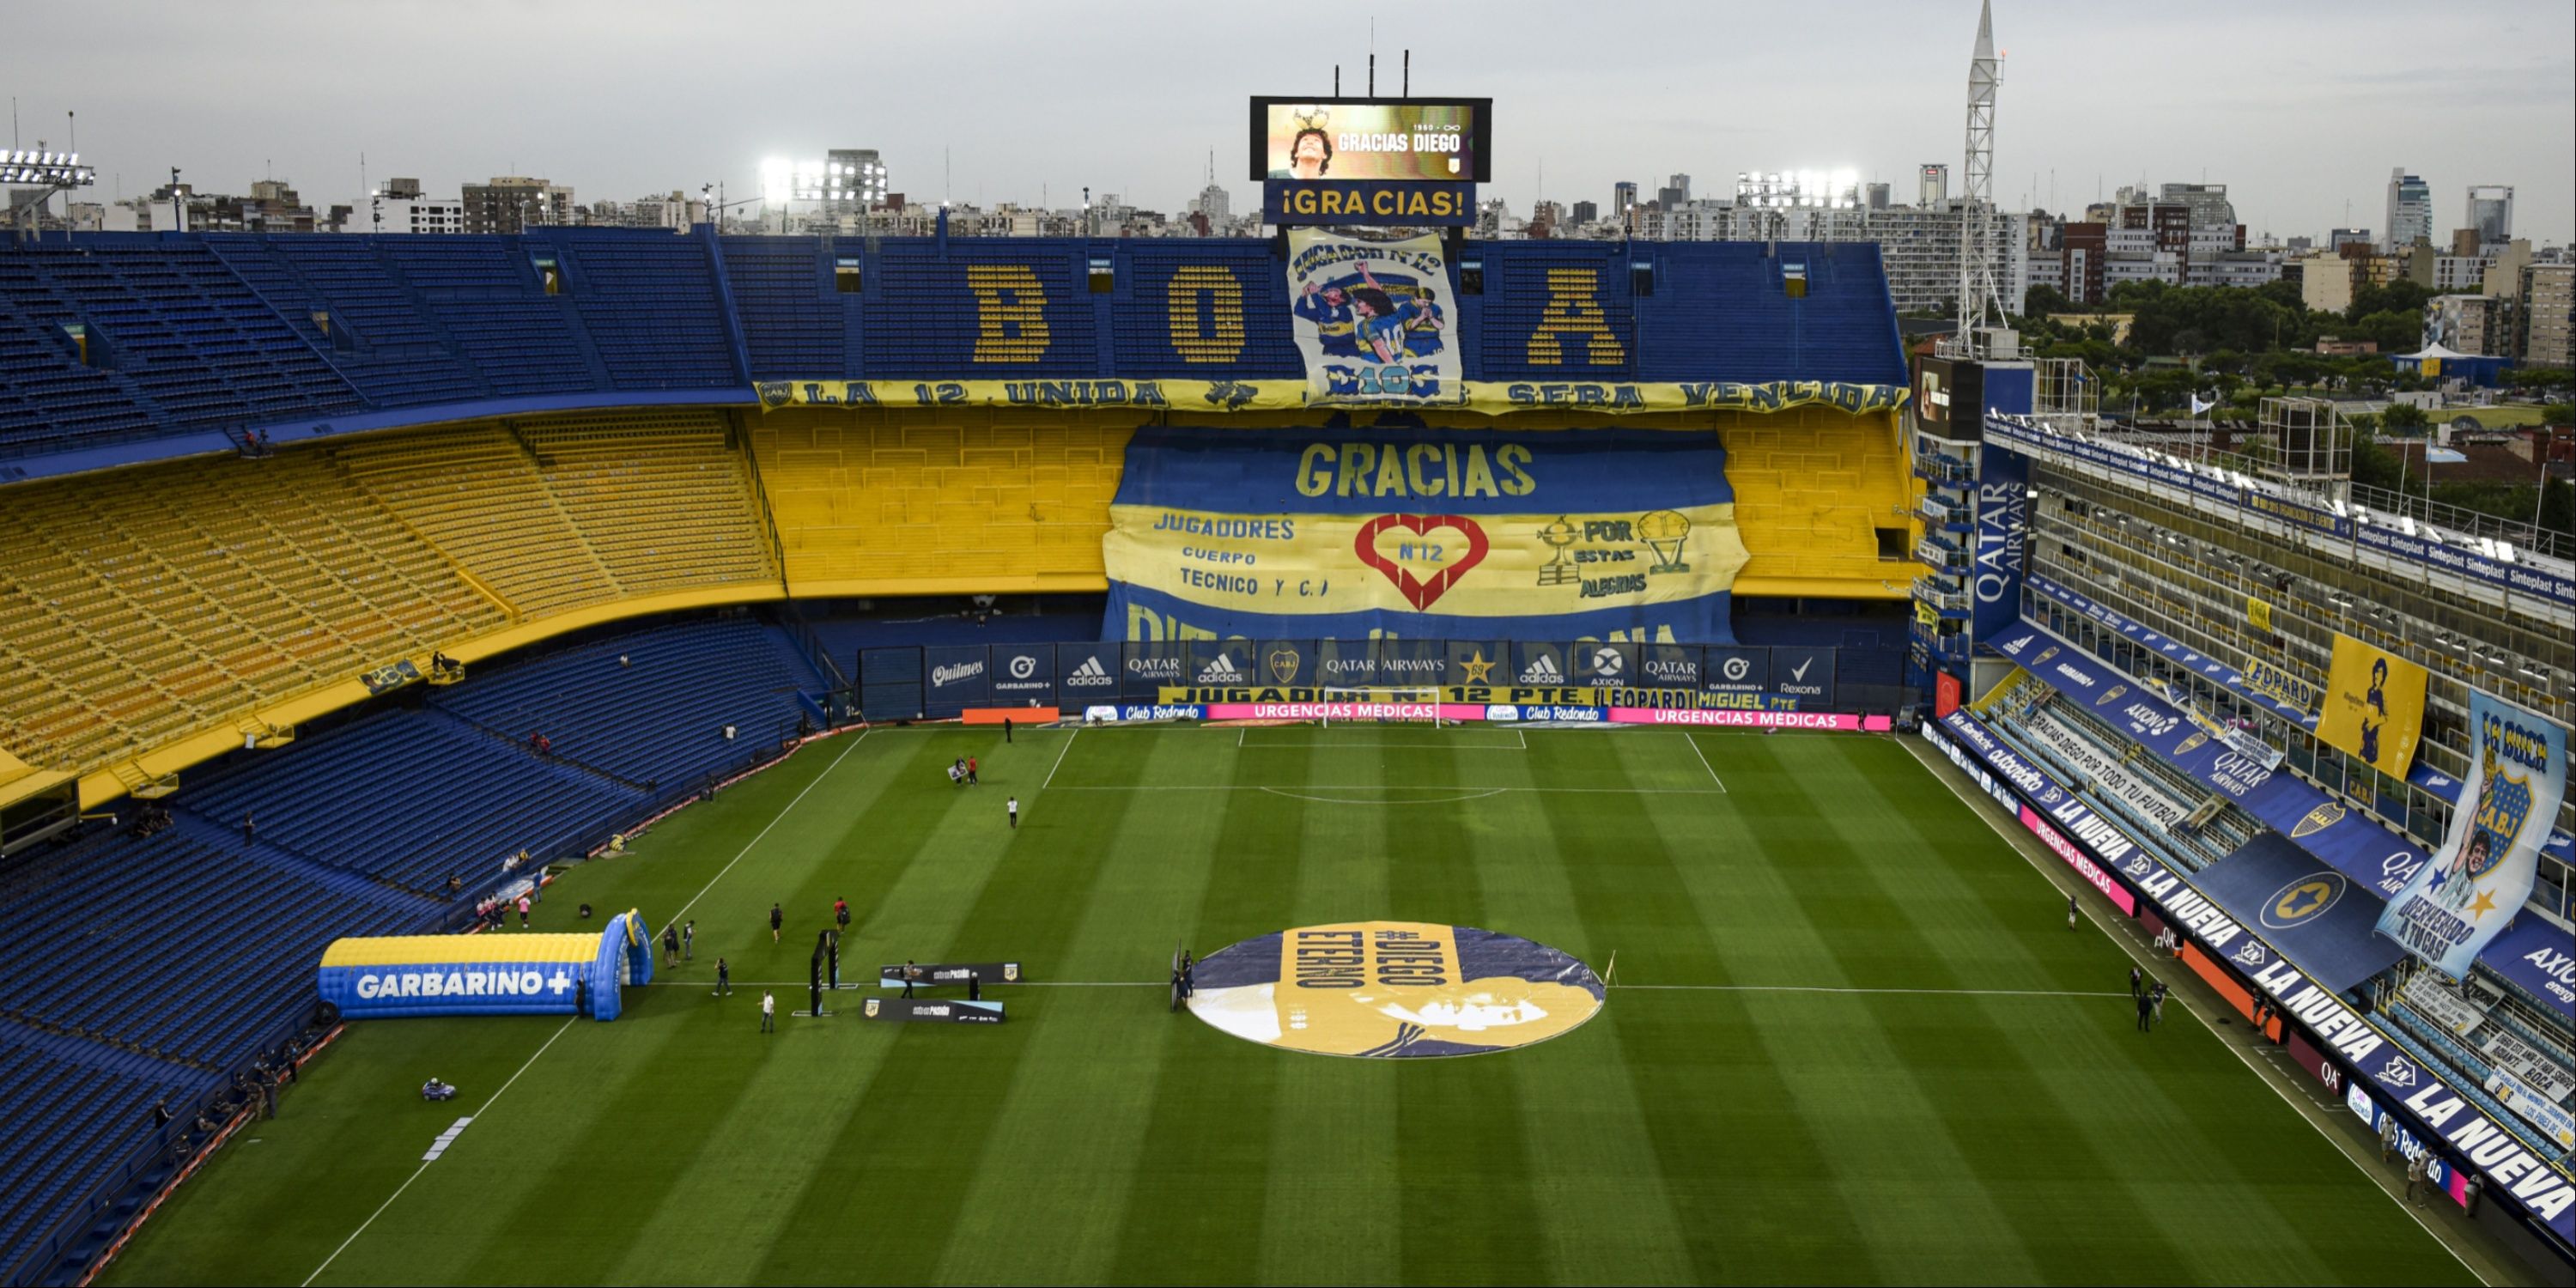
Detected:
[1186,920,1605,1058]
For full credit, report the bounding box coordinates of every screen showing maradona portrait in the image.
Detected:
[1249,98,1492,183]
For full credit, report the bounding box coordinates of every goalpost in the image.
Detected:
[1317,687,1443,727]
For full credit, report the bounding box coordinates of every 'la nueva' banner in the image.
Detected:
[1104,427,1747,642]
[2375,692,2569,978]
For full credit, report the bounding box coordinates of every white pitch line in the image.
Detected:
[1259,786,1506,805]
[306,733,872,1285]
[1039,725,1078,791]
[1042,784,1724,795]
[1895,735,2488,1286]
[301,1017,577,1287]
[1613,984,2129,998]
[649,980,1164,988]
[1681,731,1729,793]
[661,726,870,928]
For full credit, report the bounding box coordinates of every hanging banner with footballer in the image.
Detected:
[1287,229,1463,405]
[2375,692,2568,978]
[1103,427,1747,642]
[2318,634,2429,779]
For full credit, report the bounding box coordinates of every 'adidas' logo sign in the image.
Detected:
[1064,656,1113,688]
[1195,654,1246,683]
[1516,655,1564,684]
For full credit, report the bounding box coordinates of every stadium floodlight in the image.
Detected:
[0,149,94,187]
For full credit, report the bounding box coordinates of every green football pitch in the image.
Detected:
[103,724,2488,1285]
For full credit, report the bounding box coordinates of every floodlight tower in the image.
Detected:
[1953,0,2007,349]
[5,147,97,241]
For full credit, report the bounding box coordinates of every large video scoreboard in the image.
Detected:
[1251,96,1489,228]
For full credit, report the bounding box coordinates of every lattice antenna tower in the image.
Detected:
[1955,0,2008,342]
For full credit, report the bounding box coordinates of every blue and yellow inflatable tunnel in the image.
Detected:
[319,910,656,1021]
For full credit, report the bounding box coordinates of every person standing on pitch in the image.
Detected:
[967,755,979,787]
[2129,965,2142,999]
[834,897,850,932]
[661,922,681,966]
[518,894,532,930]
[683,920,695,961]
[1003,716,1013,744]
[2150,980,2168,1026]
[2067,892,2079,931]
[2135,988,2154,1033]
[1006,795,1019,829]
[761,991,775,1035]
[770,902,783,944]
[901,960,920,998]
[715,957,732,996]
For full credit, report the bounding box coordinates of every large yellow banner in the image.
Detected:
[2318,634,2428,777]
[753,378,1907,416]
[1104,503,1748,620]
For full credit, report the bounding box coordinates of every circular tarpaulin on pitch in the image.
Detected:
[1188,920,1604,1058]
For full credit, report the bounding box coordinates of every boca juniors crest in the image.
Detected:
[2375,692,2568,977]
[1286,229,1464,406]
[1187,921,1604,1058]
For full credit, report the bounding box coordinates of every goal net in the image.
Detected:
[1317,688,1443,726]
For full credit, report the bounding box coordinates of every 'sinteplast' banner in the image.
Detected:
[1103,427,1748,642]
[1286,229,1463,405]
[2375,692,2570,978]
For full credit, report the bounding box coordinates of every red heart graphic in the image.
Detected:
[1354,514,1491,611]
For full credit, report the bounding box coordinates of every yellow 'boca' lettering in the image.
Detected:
[1167,265,1245,363]
[968,264,1050,362]
[1527,269,1625,368]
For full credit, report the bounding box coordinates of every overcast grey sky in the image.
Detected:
[14,0,2572,243]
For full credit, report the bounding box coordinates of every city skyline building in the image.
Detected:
[2385,167,2431,251]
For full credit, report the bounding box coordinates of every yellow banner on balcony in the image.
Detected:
[2318,634,2429,778]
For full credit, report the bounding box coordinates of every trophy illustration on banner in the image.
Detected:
[1535,516,1579,586]
[1637,509,1692,574]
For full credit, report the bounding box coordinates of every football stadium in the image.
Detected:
[4,63,2576,1288]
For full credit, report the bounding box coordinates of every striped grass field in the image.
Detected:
[101,724,2482,1285]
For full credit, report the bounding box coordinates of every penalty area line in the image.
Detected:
[1040,726,1078,791]
[1680,731,1728,792]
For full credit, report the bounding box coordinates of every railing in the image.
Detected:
[1915,537,1967,571]
[8,987,329,1288]
[1915,584,1968,612]
[2347,478,2572,562]
[1918,495,1967,526]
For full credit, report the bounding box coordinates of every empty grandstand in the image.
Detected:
[3,223,2567,1285]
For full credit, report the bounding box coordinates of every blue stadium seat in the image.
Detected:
[430,617,824,787]
[180,708,647,896]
